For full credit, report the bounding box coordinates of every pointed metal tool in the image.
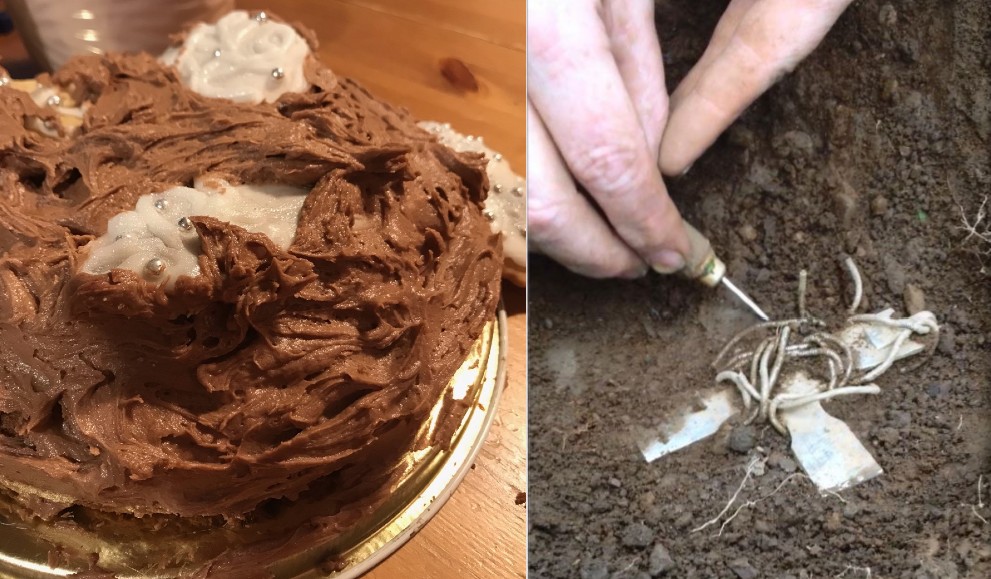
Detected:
[678,222,770,321]
[720,276,770,321]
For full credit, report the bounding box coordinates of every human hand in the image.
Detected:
[528,0,686,279]
[660,0,853,175]
[527,0,853,279]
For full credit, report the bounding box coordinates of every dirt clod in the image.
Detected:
[727,425,757,454]
[621,523,654,548]
[871,195,890,216]
[729,558,759,579]
[580,559,609,579]
[767,451,797,473]
[903,283,926,314]
[648,544,675,577]
[879,3,897,26]
[738,224,758,242]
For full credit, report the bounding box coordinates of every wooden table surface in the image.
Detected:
[2,1,527,577]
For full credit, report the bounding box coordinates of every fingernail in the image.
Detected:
[621,263,650,280]
[651,250,685,275]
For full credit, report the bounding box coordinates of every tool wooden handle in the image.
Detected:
[680,222,725,287]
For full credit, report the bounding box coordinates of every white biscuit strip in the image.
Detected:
[6,78,84,136]
[418,121,526,285]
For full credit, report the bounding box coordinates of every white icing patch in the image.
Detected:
[160,10,310,104]
[82,178,308,288]
[418,121,526,273]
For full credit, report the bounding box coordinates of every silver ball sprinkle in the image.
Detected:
[483,210,495,222]
[153,198,168,211]
[46,94,61,107]
[145,258,166,276]
[493,153,503,161]
[512,186,523,197]
[0,76,9,87]
[492,184,503,194]
[254,11,268,22]
[271,67,285,79]
[177,216,193,231]
[213,49,222,58]
[465,135,475,142]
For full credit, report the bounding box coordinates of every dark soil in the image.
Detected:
[528,1,991,577]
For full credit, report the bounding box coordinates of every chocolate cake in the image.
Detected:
[0,8,502,563]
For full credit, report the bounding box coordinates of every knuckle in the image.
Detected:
[526,192,569,246]
[569,141,650,202]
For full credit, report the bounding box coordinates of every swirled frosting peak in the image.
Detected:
[161,10,311,103]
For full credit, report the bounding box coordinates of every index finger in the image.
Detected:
[659,0,852,176]
[528,0,689,271]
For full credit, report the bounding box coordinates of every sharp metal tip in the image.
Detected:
[720,277,770,321]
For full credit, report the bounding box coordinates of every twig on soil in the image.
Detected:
[835,565,873,578]
[957,195,991,246]
[798,269,808,318]
[616,556,641,576]
[843,257,863,314]
[954,194,991,272]
[822,488,848,504]
[965,474,989,525]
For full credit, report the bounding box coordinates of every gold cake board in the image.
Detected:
[0,308,507,578]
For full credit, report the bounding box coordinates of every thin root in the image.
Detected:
[692,457,762,534]
[798,269,808,318]
[844,256,863,314]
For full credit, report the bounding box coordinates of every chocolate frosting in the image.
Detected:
[0,50,501,517]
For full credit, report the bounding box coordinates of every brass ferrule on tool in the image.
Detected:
[679,222,726,288]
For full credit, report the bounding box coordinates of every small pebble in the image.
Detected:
[727,425,757,454]
[882,78,899,102]
[580,559,609,579]
[824,511,843,532]
[621,522,654,548]
[871,195,889,216]
[937,326,956,356]
[879,3,897,26]
[738,224,758,242]
[887,409,912,428]
[729,558,759,579]
[609,477,622,488]
[903,283,926,314]
[843,503,860,519]
[648,543,675,576]
[770,453,797,473]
